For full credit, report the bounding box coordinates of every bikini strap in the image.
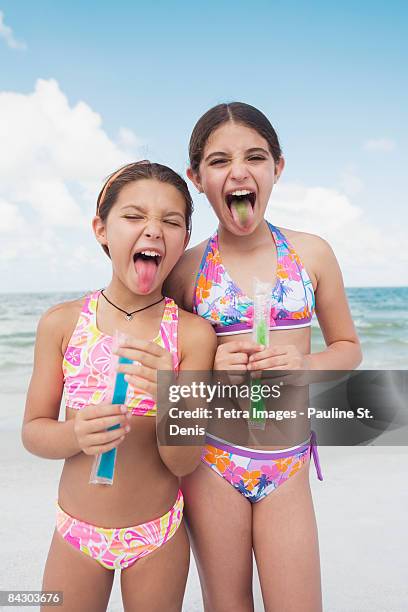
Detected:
[267,221,293,258]
[192,232,217,312]
[160,297,180,372]
[68,290,100,341]
[310,430,324,481]
[84,289,101,316]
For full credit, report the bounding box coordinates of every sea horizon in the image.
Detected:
[0,287,406,399]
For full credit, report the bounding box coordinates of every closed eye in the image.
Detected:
[164,220,182,226]
[209,158,228,166]
[123,215,144,220]
[248,155,267,161]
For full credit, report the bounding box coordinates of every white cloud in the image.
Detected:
[339,167,364,197]
[363,138,396,152]
[0,78,404,290]
[266,182,407,286]
[0,199,25,232]
[0,79,147,290]
[0,11,26,50]
[118,127,145,152]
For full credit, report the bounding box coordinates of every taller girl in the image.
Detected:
[167,103,362,611]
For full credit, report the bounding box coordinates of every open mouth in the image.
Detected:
[225,190,256,228]
[133,250,163,266]
[133,250,163,293]
[225,190,256,208]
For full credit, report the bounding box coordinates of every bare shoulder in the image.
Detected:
[165,238,209,309]
[278,227,337,285]
[280,226,332,253]
[177,308,217,367]
[174,239,208,276]
[38,296,86,352]
[178,307,216,342]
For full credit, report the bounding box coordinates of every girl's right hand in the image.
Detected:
[214,340,263,371]
[73,403,131,455]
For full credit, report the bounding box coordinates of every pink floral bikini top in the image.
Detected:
[63,290,179,416]
[193,222,315,336]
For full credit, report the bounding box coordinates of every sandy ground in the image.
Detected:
[1,394,407,611]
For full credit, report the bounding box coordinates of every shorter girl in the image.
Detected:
[22,161,216,612]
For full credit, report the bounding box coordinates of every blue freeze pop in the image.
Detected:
[93,356,133,483]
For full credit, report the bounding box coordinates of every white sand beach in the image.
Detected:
[1,395,407,611]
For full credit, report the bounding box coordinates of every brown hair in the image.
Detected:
[96,160,193,256]
[189,102,282,174]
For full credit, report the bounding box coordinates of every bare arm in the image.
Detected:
[247,234,362,374]
[157,312,217,476]
[22,303,130,460]
[306,237,362,370]
[21,305,82,459]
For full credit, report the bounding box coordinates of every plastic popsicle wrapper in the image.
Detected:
[89,331,133,485]
[249,278,272,430]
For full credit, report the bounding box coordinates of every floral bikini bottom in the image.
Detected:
[201,432,323,503]
[56,489,184,570]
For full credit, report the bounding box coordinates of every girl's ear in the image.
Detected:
[274,156,285,182]
[183,230,191,249]
[92,216,107,247]
[187,167,203,193]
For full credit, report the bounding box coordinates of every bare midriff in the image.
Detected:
[212,326,312,451]
[58,408,179,527]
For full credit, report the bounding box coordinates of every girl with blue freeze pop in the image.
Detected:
[166,103,362,612]
[22,161,216,611]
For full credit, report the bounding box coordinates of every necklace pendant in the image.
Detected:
[126,313,133,321]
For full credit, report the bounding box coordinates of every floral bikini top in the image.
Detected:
[193,222,315,336]
[63,290,179,416]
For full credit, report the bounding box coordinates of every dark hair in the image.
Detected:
[96,160,193,257]
[189,102,282,173]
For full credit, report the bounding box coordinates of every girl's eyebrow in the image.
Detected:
[120,204,145,212]
[204,147,270,162]
[164,211,186,219]
[204,151,227,162]
[120,204,185,218]
[246,147,270,155]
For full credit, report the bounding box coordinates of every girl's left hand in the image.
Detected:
[115,338,173,402]
[247,344,308,371]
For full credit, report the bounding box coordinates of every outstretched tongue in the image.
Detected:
[135,257,158,293]
[230,198,254,229]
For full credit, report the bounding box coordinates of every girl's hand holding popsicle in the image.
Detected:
[73,403,131,455]
[247,343,308,373]
[213,340,263,386]
[115,337,173,402]
[214,340,263,371]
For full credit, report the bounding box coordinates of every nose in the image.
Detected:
[143,218,162,240]
[230,157,249,182]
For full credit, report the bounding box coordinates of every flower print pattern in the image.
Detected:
[196,274,212,301]
[64,346,82,368]
[203,445,231,472]
[62,291,179,416]
[202,442,313,503]
[223,461,246,485]
[56,490,184,570]
[193,222,315,333]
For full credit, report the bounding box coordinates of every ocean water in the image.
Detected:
[0,288,406,396]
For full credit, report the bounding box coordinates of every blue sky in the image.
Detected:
[0,1,407,289]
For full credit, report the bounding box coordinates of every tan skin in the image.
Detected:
[165,122,362,612]
[22,178,217,612]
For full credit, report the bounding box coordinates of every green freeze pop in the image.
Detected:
[250,280,272,429]
[255,319,268,346]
